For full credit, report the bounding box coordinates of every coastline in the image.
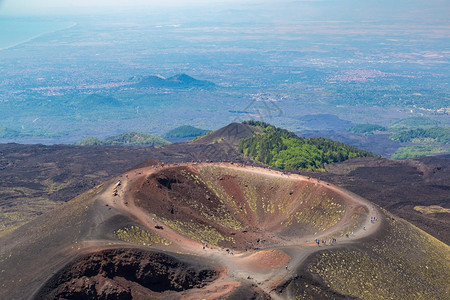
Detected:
[0,22,77,51]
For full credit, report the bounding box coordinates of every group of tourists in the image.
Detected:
[315,237,337,247]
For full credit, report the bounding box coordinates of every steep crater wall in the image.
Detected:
[131,164,366,249]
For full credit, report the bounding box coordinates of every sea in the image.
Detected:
[0,16,74,50]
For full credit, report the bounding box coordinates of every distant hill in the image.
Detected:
[76,132,170,146]
[134,74,215,89]
[239,121,376,171]
[163,125,211,138]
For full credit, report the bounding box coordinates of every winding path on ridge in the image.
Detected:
[96,162,382,298]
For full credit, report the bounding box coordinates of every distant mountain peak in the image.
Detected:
[192,122,260,146]
[135,74,215,89]
[168,73,194,81]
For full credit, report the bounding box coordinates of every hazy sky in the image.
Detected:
[1,0,259,15]
[1,0,449,24]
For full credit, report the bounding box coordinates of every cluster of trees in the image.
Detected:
[349,124,387,134]
[390,127,450,144]
[239,121,376,171]
[76,132,170,146]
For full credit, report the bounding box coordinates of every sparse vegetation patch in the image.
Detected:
[414,205,450,215]
[161,219,234,246]
[307,210,450,299]
[114,226,172,246]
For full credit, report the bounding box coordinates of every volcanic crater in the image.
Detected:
[30,163,373,299]
[129,164,366,250]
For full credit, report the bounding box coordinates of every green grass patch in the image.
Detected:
[391,145,449,159]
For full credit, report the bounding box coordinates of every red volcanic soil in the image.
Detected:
[239,250,291,271]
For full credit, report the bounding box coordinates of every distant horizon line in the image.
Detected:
[0,22,77,51]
